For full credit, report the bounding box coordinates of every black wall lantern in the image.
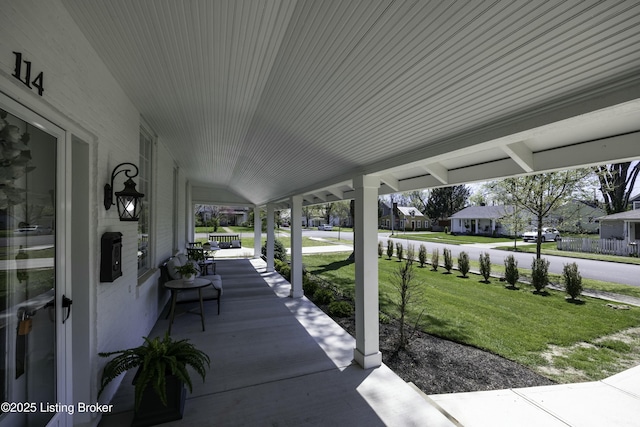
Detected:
[104,163,145,221]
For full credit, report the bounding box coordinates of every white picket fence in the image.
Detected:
[557,238,639,256]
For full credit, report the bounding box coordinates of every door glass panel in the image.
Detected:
[0,109,56,426]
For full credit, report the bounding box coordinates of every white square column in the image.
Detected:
[266,203,275,272]
[353,175,382,369]
[253,206,262,259]
[289,195,304,298]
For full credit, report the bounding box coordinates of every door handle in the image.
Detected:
[62,295,72,323]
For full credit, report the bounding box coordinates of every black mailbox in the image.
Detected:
[100,232,123,282]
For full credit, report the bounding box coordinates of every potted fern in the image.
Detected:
[99,333,210,426]
[175,262,198,284]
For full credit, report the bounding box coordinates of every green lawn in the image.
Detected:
[302,253,640,382]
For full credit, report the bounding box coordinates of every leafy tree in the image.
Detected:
[593,162,640,214]
[331,200,351,227]
[386,239,394,260]
[424,185,471,221]
[322,202,334,224]
[489,170,589,259]
[403,190,429,213]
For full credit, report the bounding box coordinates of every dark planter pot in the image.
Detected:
[131,373,186,427]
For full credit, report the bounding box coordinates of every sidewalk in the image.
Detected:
[429,364,640,427]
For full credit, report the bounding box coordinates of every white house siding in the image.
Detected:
[600,220,625,240]
[1,0,182,419]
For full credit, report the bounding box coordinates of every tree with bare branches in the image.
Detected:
[593,162,640,214]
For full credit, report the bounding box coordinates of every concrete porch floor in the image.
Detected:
[99,257,640,427]
[98,258,453,426]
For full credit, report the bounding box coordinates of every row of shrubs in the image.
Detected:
[273,258,355,318]
[379,240,584,300]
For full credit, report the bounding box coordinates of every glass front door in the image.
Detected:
[0,102,66,426]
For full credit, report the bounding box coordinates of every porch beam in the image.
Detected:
[266,204,275,271]
[502,141,534,173]
[379,174,399,192]
[423,162,449,185]
[313,193,327,202]
[327,188,344,199]
[353,174,382,369]
[290,195,304,298]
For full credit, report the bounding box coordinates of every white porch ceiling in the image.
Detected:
[61,0,640,206]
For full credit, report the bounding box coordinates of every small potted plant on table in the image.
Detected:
[99,333,210,426]
[175,262,198,284]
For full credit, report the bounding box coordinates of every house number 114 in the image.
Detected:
[12,52,44,96]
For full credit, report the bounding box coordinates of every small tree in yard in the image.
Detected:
[443,248,453,273]
[479,252,491,283]
[418,244,427,268]
[563,262,583,301]
[531,257,550,294]
[396,242,404,261]
[406,244,415,263]
[504,255,519,289]
[431,248,439,271]
[392,252,424,351]
[458,251,470,278]
[378,241,383,258]
[386,239,394,260]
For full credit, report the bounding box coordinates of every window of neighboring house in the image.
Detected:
[138,127,154,276]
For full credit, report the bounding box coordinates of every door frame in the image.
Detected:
[0,90,88,427]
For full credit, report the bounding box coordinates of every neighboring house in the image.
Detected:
[629,193,640,211]
[301,213,345,227]
[219,206,249,226]
[549,200,606,234]
[449,205,523,236]
[598,208,640,243]
[379,203,428,231]
[195,205,249,226]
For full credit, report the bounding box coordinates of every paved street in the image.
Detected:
[298,228,640,287]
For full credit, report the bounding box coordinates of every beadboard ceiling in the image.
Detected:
[61,0,640,206]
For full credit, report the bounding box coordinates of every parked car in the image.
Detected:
[318,224,333,231]
[523,227,560,242]
[14,225,53,235]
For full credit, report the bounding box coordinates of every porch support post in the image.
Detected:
[290,195,304,298]
[353,174,382,369]
[266,203,275,271]
[253,206,262,258]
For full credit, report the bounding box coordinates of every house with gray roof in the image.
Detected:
[380,203,428,231]
[598,208,640,242]
[449,205,524,236]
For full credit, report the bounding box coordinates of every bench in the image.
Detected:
[160,254,222,314]
[209,234,241,248]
